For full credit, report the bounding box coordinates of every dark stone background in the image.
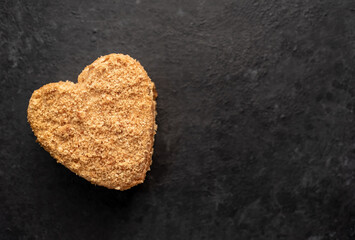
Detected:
[1,0,355,239]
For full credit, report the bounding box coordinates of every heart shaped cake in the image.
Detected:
[27,54,157,190]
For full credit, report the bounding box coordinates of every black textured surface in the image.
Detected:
[1,0,355,239]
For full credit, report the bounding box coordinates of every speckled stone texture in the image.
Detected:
[1,0,355,239]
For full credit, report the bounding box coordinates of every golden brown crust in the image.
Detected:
[27,54,157,190]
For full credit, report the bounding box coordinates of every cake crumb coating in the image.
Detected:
[27,54,157,190]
